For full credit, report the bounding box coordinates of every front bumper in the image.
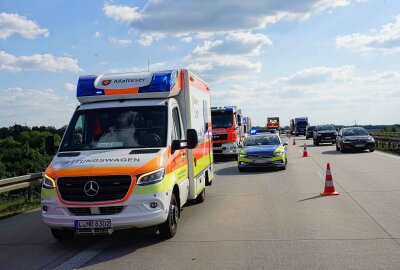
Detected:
[238,155,286,168]
[41,192,171,230]
[213,142,239,156]
[342,141,375,150]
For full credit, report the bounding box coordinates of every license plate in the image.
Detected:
[324,137,331,139]
[74,219,111,229]
[355,144,364,147]
[253,159,271,164]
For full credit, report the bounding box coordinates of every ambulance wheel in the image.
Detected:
[195,188,206,204]
[51,228,74,241]
[159,193,178,238]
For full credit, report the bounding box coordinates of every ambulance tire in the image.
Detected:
[51,228,74,241]
[195,188,206,204]
[159,193,178,239]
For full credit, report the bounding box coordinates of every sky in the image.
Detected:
[0,0,399,128]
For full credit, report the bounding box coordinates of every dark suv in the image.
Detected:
[306,126,315,139]
[313,125,337,146]
[336,127,375,153]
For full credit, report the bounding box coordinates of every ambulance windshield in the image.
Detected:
[60,106,168,151]
[212,111,233,128]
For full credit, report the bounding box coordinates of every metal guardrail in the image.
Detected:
[0,173,43,194]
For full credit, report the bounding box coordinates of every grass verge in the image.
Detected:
[0,188,41,220]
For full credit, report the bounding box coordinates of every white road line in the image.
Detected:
[374,151,400,160]
[53,235,120,270]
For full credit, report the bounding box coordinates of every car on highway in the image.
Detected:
[238,133,288,172]
[336,126,375,153]
[305,125,315,139]
[313,125,337,146]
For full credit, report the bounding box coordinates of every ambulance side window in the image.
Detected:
[171,107,182,141]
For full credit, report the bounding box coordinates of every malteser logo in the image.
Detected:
[102,80,112,86]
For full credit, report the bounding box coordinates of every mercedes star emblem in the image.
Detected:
[84,181,100,197]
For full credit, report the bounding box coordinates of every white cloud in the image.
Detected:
[0,12,49,39]
[122,0,355,35]
[0,51,82,73]
[138,32,165,46]
[181,36,193,43]
[184,32,271,82]
[103,3,142,22]
[0,87,77,127]
[94,31,102,38]
[109,37,132,45]
[108,62,167,73]
[64,83,75,91]
[210,65,400,126]
[336,15,400,53]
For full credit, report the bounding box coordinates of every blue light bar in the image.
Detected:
[250,129,257,135]
[139,70,178,93]
[77,76,104,97]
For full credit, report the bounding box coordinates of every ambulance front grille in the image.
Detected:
[68,206,124,216]
[58,175,132,202]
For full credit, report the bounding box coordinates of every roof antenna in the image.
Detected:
[147,60,150,72]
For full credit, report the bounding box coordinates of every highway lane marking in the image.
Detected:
[374,151,400,160]
[53,235,120,270]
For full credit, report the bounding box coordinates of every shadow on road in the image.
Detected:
[81,227,167,268]
[322,150,371,155]
[213,156,237,163]
[215,165,280,176]
[297,195,324,202]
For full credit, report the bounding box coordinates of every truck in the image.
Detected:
[211,106,244,158]
[266,117,280,133]
[42,69,214,240]
[290,117,308,136]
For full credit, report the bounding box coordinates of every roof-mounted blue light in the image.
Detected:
[77,76,104,97]
[139,70,178,93]
[250,128,257,135]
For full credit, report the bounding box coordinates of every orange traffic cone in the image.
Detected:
[321,163,339,196]
[292,137,296,145]
[303,143,308,157]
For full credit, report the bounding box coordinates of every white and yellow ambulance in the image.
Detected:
[41,69,214,239]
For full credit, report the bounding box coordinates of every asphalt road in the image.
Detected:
[1,136,400,270]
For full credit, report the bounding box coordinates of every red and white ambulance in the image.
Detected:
[42,69,213,239]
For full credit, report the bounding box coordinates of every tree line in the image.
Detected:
[0,124,66,179]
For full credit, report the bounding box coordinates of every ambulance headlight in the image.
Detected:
[42,175,56,189]
[137,168,165,185]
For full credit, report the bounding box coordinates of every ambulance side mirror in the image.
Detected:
[171,140,187,153]
[45,136,55,155]
[187,129,198,149]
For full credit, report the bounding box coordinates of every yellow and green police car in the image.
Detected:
[238,133,288,172]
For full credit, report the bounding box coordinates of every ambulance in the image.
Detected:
[42,69,214,239]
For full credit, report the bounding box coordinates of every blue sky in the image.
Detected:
[1,0,399,128]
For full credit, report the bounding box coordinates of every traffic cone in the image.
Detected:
[320,163,339,196]
[292,137,296,145]
[303,143,308,157]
